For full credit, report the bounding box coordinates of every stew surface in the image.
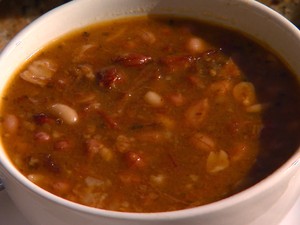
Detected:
[1,16,300,212]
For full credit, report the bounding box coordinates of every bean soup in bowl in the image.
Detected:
[0,0,299,225]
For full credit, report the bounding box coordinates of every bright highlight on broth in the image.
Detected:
[0,16,299,213]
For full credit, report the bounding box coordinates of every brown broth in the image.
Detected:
[1,16,300,212]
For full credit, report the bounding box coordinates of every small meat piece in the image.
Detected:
[20,59,57,87]
[169,93,185,106]
[33,113,52,125]
[113,53,152,66]
[35,131,51,142]
[218,58,241,78]
[97,67,124,89]
[86,137,113,161]
[124,151,145,168]
[161,54,195,72]
[54,140,72,151]
[115,135,133,153]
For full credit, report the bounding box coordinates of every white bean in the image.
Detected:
[206,150,229,173]
[50,103,78,125]
[246,103,269,113]
[144,91,163,107]
[186,37,207,53]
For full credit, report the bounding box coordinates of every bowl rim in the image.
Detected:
[0,0,300,220]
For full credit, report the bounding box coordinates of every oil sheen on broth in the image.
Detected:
[1,16,300,213]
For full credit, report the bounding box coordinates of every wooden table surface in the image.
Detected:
[0,0,70,50]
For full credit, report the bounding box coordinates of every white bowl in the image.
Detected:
[0,0,300,225]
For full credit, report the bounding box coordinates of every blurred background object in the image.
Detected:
[0,0,70,50]
[0,0,299,51]
[258,0,300,25]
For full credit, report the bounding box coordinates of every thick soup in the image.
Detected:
[1,16,300,212]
